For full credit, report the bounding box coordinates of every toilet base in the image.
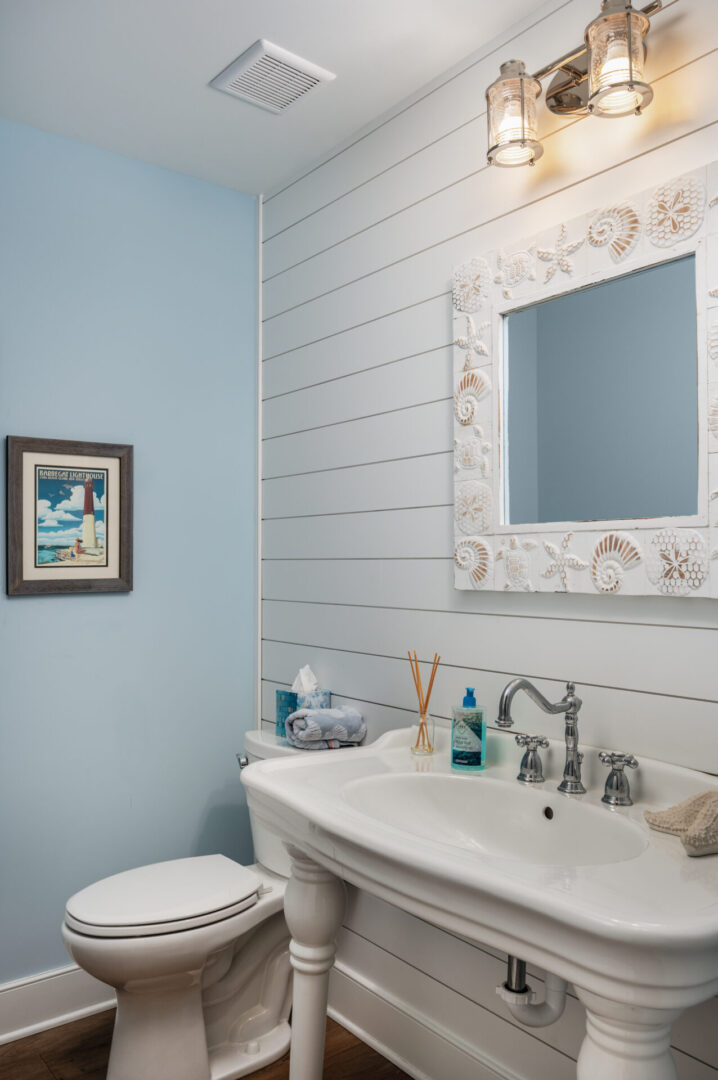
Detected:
[63,866,292,1080]
[209,1020,291,1080]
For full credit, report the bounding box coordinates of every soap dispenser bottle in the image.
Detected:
[451,688,486,772]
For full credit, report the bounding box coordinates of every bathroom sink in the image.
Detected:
[243,726,718,1080]
[342,772,647,866]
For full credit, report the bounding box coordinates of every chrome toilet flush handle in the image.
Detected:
[599,751,638,807]
[515,734,550,784]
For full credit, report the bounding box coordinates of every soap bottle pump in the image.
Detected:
[451,688,486,772]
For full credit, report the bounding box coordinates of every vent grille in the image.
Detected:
[210,40,335,114]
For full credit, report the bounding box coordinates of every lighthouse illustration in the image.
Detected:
[82,478,97,550]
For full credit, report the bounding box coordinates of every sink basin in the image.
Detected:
[342,773,647,866]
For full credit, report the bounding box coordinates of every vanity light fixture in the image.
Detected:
[486,61,543,167]
[486,0,662,167]
[586,0,653,116]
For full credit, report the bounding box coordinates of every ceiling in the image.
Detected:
[0,0,549,195]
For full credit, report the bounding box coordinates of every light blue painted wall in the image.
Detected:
[0,118,258,982]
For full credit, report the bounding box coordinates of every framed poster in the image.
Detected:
[7,436,133,596]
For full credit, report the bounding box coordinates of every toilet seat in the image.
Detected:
[65,855,261,938]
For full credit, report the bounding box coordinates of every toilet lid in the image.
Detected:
[65,855,261,938]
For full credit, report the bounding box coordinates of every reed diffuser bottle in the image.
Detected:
[407,651,440,756]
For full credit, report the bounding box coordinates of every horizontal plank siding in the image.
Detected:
[261,0,718,1074]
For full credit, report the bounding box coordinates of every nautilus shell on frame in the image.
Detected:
[455,370,491,425]
[590,533,642,594]
[588,205,641,263]
[454,538,493,589]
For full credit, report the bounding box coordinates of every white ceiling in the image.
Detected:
[0,0,548,195]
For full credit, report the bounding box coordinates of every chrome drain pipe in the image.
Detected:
[496,955,567,1028]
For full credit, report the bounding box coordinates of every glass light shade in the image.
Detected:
[486,61,543,167]
[586,2,652,117]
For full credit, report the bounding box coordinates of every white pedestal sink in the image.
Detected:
[242,728,718,1080]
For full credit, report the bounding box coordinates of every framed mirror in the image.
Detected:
[452,163,718,597]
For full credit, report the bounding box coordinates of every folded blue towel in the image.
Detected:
[285,706,366,750]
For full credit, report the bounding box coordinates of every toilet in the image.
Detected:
[62,730,299,1080]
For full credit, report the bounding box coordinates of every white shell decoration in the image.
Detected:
[452,258,491,313]
[455,481,492,535]
[455,370,491,425]
[646,529,708,596]
[494,249,536,295]
[590,532,642,593]
[541,533,589,591]
[646,176,705,248]
[454,538,493,589]
[710,397,718,440]
[454,315,490,369]
[588,205,640,262]
[497,536,537,592]
[709,325,718,363]
[454,426,491,475]
[536,225,584,282]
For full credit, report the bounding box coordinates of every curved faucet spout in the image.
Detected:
[497,678,574,728]
[496,678,585,796]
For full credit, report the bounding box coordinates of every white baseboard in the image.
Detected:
[0,963,115,1045]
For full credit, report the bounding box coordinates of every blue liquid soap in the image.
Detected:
[451,688,486,772]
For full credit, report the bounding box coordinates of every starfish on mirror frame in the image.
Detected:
[537,224,584,283]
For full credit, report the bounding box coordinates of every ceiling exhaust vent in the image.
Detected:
[210,40,335,114]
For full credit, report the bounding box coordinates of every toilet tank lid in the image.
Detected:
[65,855,261,929]
[244,728,301,760]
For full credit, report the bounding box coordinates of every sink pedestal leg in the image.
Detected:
[576,988,682,1080]
[284,848,346,1080]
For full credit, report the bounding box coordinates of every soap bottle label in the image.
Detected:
[453,719,482,753]
[451,708,485,770]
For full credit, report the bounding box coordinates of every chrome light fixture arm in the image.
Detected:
[486,0,664,166]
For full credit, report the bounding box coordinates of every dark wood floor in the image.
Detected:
[0,1009,410,1080]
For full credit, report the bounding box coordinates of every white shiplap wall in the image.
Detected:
[260,1,718,1075]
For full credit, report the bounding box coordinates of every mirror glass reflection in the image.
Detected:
[503,255,698,525]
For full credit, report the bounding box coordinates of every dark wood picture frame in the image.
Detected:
[7,436,133,596]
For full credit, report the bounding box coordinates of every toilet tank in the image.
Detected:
[243,729,300,878]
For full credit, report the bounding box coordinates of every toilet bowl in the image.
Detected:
[62,730,299,1080]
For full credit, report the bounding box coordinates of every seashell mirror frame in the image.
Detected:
[452,162,718,597]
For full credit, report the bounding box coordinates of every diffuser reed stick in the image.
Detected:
[408,651,440,754]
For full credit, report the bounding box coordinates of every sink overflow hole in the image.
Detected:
[543,807,554,820]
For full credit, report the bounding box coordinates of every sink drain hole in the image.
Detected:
[543,806,554,820]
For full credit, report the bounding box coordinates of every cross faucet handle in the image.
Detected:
[599,751,638,771]
[515,734,549,752]
[599,751,639,807]
[515,734,550,784]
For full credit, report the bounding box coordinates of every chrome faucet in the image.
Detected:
[497,679,585,795]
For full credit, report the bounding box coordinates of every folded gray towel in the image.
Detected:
[285,706,366,750]
[644,791,718,856]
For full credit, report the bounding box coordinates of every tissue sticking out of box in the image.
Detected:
[291,665,319,694]
[291,665,331,710]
